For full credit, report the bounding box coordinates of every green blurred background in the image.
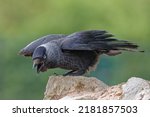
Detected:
[0,0,149,99]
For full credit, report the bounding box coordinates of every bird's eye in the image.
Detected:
[43,54,47,59]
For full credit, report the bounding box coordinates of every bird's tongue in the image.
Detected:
[38,63,47,72]
[36,63,42,73]
[40,66,47,72]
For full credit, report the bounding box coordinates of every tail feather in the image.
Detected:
[89,31,142,52]
[108,41,144,52]
[61,30,144,53]
[96,38,118,42]
[110,42,138,49]
[95,33,114,39]
[89,38,143,53]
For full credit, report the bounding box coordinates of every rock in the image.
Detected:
[44,76,108,100]
[44,76,150,100]
[122,77,150,100]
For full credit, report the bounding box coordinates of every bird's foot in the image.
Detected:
[53,72,59,76]
[63,70,86,76]
[63,70,76,76]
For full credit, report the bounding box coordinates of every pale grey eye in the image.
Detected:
[44,54,47,59]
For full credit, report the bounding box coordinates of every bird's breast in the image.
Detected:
[57,52,81,70]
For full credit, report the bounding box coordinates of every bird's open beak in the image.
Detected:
[32,64,38,73]
[33,59,43,73]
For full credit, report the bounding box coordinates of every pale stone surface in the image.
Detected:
[44,76,150,100]
[122,77,150,100]
[44,76,108,100]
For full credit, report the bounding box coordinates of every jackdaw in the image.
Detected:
[19,30,143,76]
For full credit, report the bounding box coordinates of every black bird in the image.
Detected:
[19,30,143,76]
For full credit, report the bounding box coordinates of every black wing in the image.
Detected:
[19,34,67,57]
[61,30,139,53]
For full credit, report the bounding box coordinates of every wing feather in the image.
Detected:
[61,30,140,53]
[19,34,67,57]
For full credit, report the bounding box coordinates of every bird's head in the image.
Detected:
[32,46,47,73]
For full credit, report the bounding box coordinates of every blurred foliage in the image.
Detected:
[0,0,149,99]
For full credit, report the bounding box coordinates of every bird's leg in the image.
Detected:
[63,70,76,76]
[64,69,86,76]
[53,72,59,76]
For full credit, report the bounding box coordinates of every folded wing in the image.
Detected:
[61,30,140,54]
[19,34,67,57]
